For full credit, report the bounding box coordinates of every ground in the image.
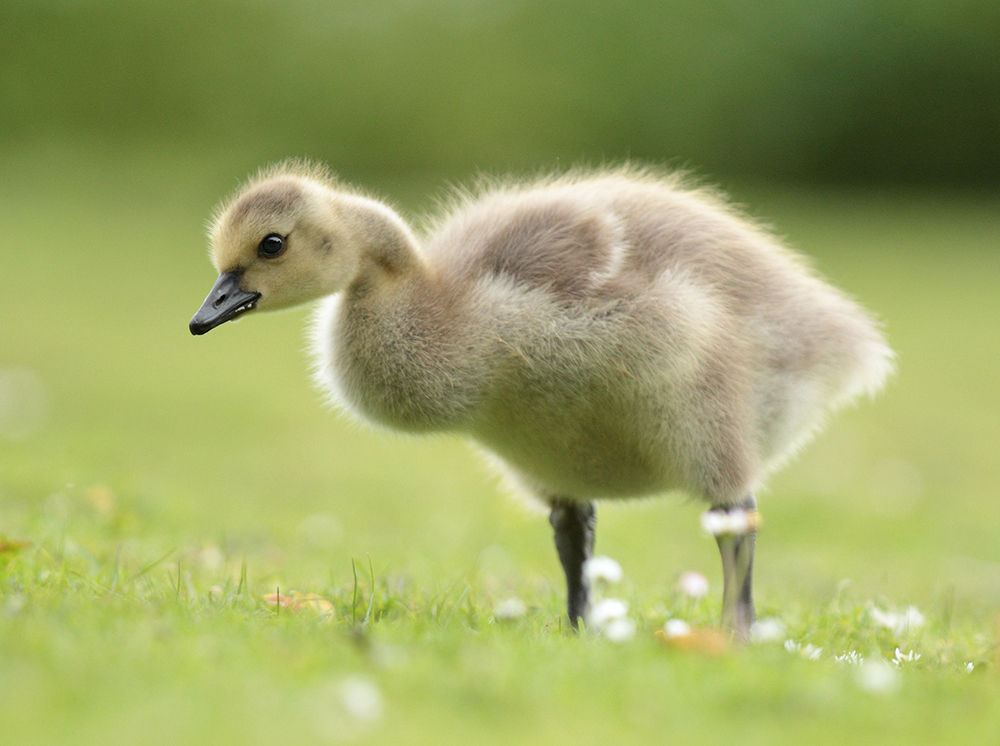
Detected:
[1,144,998,745]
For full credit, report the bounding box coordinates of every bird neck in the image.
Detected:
[334,192,427,289]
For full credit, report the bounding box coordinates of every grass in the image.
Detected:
[2,142,999,745]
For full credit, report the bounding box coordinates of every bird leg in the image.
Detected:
[548,498,596,630]
[709,493,758,639]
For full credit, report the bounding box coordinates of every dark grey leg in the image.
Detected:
[711,493,757,638]
[548,498,596,629]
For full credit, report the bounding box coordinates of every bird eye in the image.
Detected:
[258,233,286,258]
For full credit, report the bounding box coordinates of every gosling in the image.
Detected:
[190,162,893,636]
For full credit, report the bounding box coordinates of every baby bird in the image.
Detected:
[190,161,893,636]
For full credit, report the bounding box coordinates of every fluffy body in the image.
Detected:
[295,168,892,507]
[198,161,893,631]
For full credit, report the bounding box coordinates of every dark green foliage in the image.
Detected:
[2,0,998,183]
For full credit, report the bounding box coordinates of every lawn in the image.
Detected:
[2,143,999,745]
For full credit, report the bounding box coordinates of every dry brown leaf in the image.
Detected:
[263,591,335,618]
[0,539,30,554]
[655,627,730,656]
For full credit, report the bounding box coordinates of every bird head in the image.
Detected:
[189,163,360,335]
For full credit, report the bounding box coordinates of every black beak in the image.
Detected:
[189,272,261,335]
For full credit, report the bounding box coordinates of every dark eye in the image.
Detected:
[258,233,285,258]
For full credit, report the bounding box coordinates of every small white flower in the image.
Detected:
[900,606,926,630]
[584,556,623,585]
[677,571,709,599]
[869,607,897,629]
[700,507,760,537]
[802,644,823,661]
[700,511,731,536]
[603,618,636,643]
[588,598,628,628]
[749,618,786,644]
[965,662,975,673]
[340,677,383,723]
[663,618,692,638]
[856,660,901,695]
[870,605,926,635]
[493,597,527,621]
[892,647,921,665]
[784,640,822,660]
[728,510,751,535]
[834,650,865,665]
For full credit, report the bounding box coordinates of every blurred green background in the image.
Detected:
[1,3,999,744]
[3,0,999,183]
